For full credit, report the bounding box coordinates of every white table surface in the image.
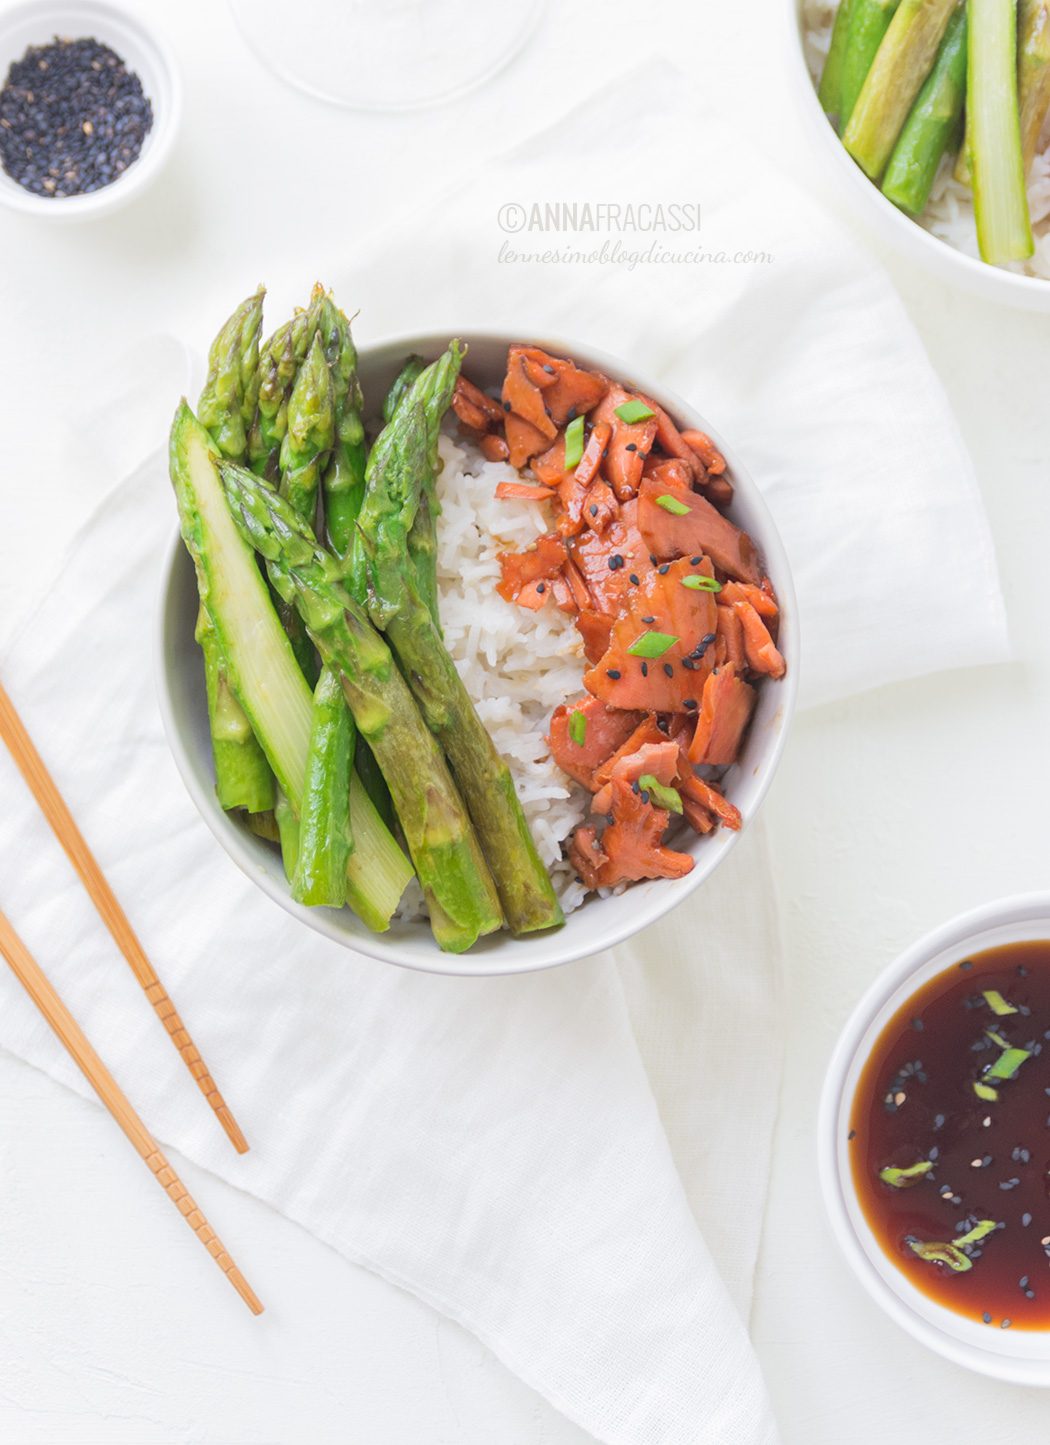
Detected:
[1,1,1048,1441]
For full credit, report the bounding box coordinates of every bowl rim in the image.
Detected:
[0,0,181,219]
[155,325,800,977]
[818,891,1050,1384]
[785,0,1050,310]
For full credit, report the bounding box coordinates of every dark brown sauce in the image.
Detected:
[851,940,1050,1331]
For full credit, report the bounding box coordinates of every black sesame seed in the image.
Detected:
[1020,1275,1030,1289]
[912,1017,924,1031]
[848,1129,856,1141]
[684,699,697,710]
[934,1113,945,1130]
[690,556,702,566]
[542,363,555,375]
[662,663,674,677]
[681,658,697,671]
[983,1312,992,1324]
[648,554,658,566]
[702,632,716,645]
[1018,965,1029,976]
[1023,1212,1033,1227]
[503,400,511,412]
[566,406,578,422]
[536,581,546,594]
[606,669,621,680]
[640,661,648,677]
[928,1146,940,1161]
[657,564,670,576]
[641,615,656,624]
[1026,1290,1036,1300]
[589,504,598,517]
[629,573,640,585]
[656,718,670,734]
[625,443,638,453]
[960,959,973,970]
[639,790,650,804]
[1000,1178,1021,1190]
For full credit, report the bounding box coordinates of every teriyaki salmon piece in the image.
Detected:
[583,557,719,713]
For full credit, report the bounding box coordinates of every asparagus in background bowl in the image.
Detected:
[795,0,1050,296]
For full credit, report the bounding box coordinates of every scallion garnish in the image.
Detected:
[614,399,656,425]
[983,989,1017,1016]
[637,774,683,814]
[626,630,678,659]
[568,709,587,747]
[907,1219,997,1273]
[878,1160,934,1189]
[681,575,722,593]
[974,1081,999,1102]
[563,415,585,470]
[986,1046,1032,1082]
[655,493,690,516]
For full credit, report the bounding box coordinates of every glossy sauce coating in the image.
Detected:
[850,941,1050,1331]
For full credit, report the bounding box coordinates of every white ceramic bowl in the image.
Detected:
[819,893,1050,1384]
[0,0,180,219]
[788,0,1050,311]
[156,330,799,977]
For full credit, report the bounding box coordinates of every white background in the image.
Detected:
[1,0,1048,1441]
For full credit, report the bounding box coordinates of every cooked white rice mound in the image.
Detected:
[421,428,591,917]
[802,0,1050,281]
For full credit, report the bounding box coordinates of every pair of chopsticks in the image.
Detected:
[0,679,262,1315]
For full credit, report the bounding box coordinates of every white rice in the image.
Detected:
[802,0,1050,281]
[399,427,592,919]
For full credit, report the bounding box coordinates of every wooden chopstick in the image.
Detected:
[0,679,248,1154]
[0,909,263,1315]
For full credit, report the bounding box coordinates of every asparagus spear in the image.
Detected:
[382,355,425,425]
[280,329,335,525]
[217,459,504,954]
[247,291,322,476]
[843,0,959,179]
[1019,0,1050,173]
[840,0,903,131]
[170,403,412,932]
[364,342,464,626]
[292,666,354,908]
[275,788,300,882]
[819,0,857,123]
[195,289,275,815]
[318,298,368,556]
[969,0,1035,263]
[317,300,394,832]
[883,6,968,213]
[357,402,564,937]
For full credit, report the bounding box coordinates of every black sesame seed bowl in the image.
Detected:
[0,1,179,218]
[156,328,799,977]
[820,894,1050,1385]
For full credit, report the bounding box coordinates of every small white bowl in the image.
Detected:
[819,893,1050,1384]
[787,0,1050,311]
[0,0,180,219]
[156,329,798,977]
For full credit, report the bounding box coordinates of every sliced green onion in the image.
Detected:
[564,415,585,469]
[614,399,656,425]
[638,774,683,814]
[983,989,1017,1016]
[655,493,690,516]
[973,1080,999,1102]
[986,1027,1011,1049]
[879,1160,934,1188]
[986,1046,1032,1082]
[907,1219,998,1272]
[626,630,679,659]
[568,708,587,747]
[681,574,722,593]
[957,1219,998,1248]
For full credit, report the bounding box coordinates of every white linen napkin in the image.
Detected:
[0,63,1008,1445]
